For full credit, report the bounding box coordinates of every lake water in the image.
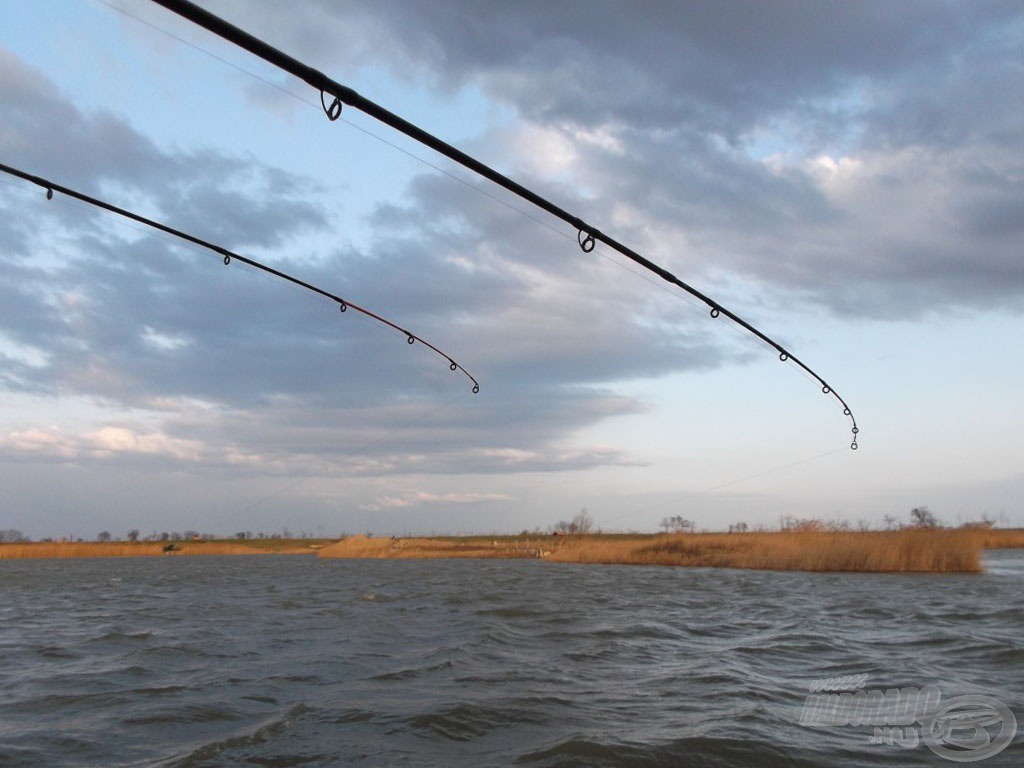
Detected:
[1,552,1022,767]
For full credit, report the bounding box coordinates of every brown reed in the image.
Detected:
[318,529,998,573]
[1,541,267,559]
[317,534,542,559]
[545,530,983,572]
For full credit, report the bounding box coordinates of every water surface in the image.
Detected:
[1,552,1021,766]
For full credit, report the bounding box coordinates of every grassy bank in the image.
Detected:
[0,539,332,559]
[317,529,1024,573]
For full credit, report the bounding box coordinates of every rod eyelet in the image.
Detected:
[321,91,342,121]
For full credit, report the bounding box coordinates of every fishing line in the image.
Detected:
[97,0,570,246]
[209,387,469,531]
[95,0,314,110]
[0,162,479,393]
[147,0,859,450]
[98,0,815,370]
[98,1,753,353]
[600,446,848,527]
[99,0,720,311]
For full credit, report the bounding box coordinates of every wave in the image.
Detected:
[149,703,309,768]
[515,735,823,768]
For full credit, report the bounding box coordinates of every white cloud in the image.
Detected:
[360,490,514,511]
[0,424,203,463]
[2,1,1023,536]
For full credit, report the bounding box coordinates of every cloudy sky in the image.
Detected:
[1,1,1022,539]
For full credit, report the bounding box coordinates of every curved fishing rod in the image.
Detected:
[0,162,479,394]
[148,0,857,450]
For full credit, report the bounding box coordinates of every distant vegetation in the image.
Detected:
[317,527,1024,573]
[0,538,334,560]
[545,530,995,573]
[552,509,594,535]
[2,507,1020,571]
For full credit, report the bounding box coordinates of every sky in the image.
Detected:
[1,0,1022,539]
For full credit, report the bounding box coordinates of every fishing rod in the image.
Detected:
[148,0,858,450]
[0,162,479,394]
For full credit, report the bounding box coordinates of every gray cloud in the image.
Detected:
[216,1,1016,134]
[4,0,1022,534]
[1,43,737,479]
[199,0,1024,319]
[0,45,325,251]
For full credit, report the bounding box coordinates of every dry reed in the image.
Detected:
[967,527,1024,549]
[318,534,541,560]
[318,529,997,573]
[0,541,265,559]
[546,530,982,573]
[5,529,1016,571]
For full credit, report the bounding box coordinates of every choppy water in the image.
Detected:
[1,551,1022,767]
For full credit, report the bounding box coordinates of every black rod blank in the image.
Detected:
[148,0,857,449]
[0,161,480,394]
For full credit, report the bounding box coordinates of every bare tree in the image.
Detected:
[572,509,594,534]
[663,515,694,533]
[910,506,939,528]
[96,531,112,542]
[554,508,595,535]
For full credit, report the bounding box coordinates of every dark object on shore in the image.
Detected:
[163,543,180,554]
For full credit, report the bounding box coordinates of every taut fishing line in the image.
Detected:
[0,162,479,394]
[209,388,469,532]
[599,447,848,528]
[97,0,574,248]
[148,0,859,450]
[99,0,761,366]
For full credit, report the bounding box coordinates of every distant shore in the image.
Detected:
[317,528,1024,573]
[3,529,1022,572]
[0,539,331,559]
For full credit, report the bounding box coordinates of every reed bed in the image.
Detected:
[546,530,982,573]
[320,530,990,572]
[0,541,265,559]
[5,530,1016,571]
[318,534,544,559]
[967,527,1024,549]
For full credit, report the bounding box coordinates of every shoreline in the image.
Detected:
[316,530,1024,573]
[0,539,330,560]
[3,529,1022,572]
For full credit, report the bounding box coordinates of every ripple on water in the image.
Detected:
[1,553,1022,767]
